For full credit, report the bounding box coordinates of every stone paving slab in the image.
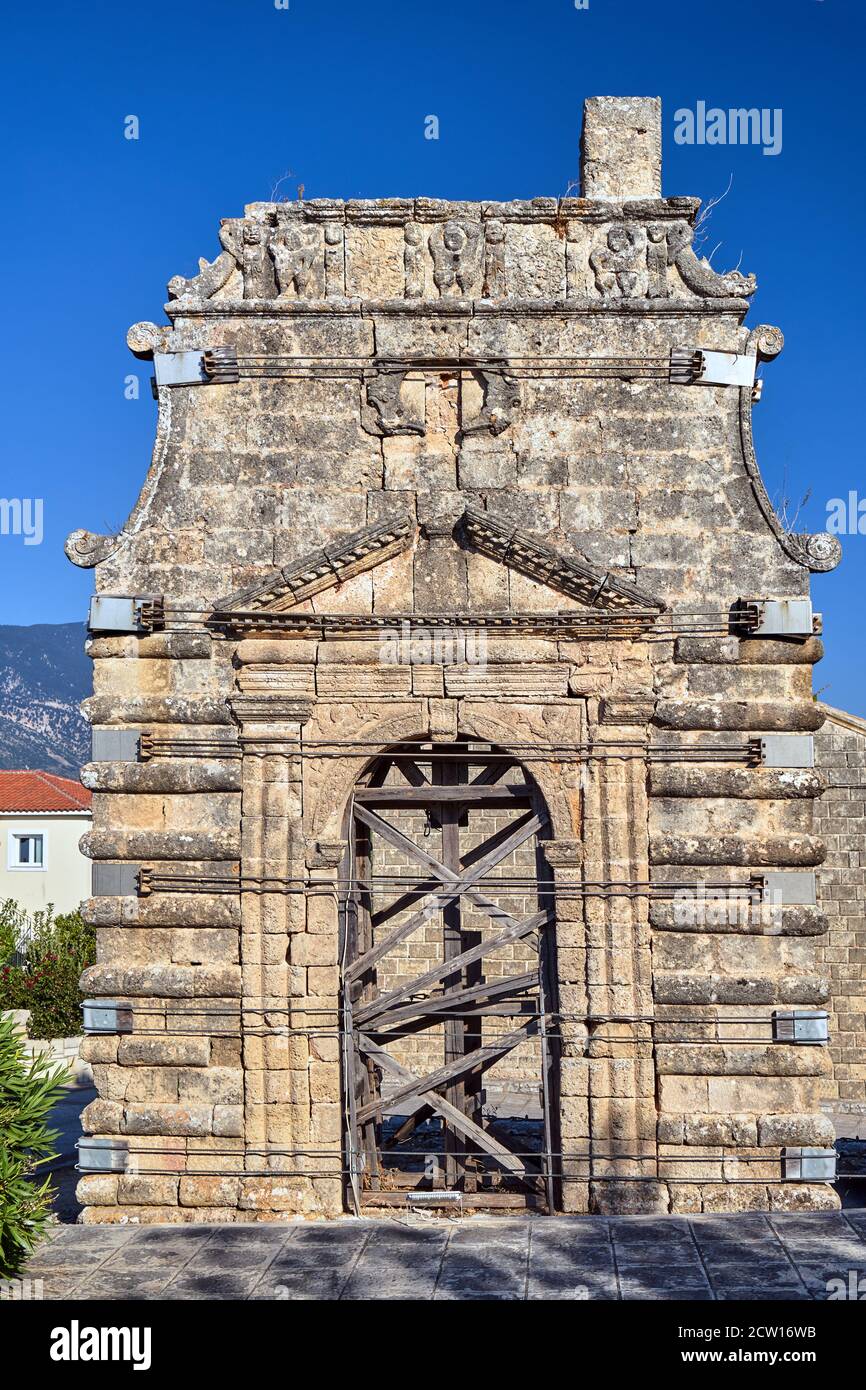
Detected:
[19,1213,866,1301]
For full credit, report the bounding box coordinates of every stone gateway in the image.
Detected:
[69,96,843,1222]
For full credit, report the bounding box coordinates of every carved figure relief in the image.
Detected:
[361,370,425,436]
[167,208,759,306]
[483,220,507,298]
[462,370,521,436]
[240,224,276,299]
[429,219,483,297]
[590,224,646,297]
[271,225,321,299]
[646,225,670,298]
[404,223,424,298]
[323,223,345,297]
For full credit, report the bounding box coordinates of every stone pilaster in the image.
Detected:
[229,672,333,1214]
[581,720,663,1214]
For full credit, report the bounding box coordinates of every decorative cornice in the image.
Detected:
[165,297,751,322]
[598,695,658,725]
[461,507,665,615]
[819,702,866,739]
[673,244,756,299]
[211,611,660,639]
[739,326,841,574]
[213,513,416,615]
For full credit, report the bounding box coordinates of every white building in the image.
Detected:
[0,772,91,915]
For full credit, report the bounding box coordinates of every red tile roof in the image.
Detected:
[0,772,91,813]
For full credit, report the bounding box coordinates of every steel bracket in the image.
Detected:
[782,1147,837,1182]
[773,1010,830,1045]
[88,595,164,635]
[759,735,815,769]
[152,346,239,391]
[670,347,757,388]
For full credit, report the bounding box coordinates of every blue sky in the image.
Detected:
[1,0,864,710]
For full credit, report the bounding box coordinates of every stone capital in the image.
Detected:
[229,693,313,747]
[305,839,348,871]
[544,839,584,872]
[597,695,657,727]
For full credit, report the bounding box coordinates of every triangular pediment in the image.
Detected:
[211,505,664,621]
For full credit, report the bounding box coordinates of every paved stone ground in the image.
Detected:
[21,1211,866,1301]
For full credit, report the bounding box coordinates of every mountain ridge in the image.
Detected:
[0,623,90,775]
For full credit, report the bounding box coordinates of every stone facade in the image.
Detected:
[815,705,866,1109]
[69,96,845,1222]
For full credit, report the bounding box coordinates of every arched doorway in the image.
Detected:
[340,738,560,1213]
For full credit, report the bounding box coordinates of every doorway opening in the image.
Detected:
[341,739,560,1213]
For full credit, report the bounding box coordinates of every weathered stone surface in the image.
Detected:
[649,902,828,936]
[673,636,824,665]
[656,1045,830,1076]
[758,1112,835,1146]
[75,1174,118,1206]
[649,767,825,800]
[654,973,829,1006]
[117,1037,210,1067]
[814,705,866,1104]
[654,701,826,732]
[67,96,841,1222]
[82,761,242,793]
[117,1175,179,1206]
[581,96,662,202]
[124,1104,213,1137]
[650,832,826,867]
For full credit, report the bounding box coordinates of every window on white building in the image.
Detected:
[10,833,45,869]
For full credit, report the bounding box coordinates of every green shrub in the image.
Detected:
[0,906,95,1039]
[0,899,28,967]
[0,1011,66,1275]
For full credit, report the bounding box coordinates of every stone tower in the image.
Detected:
[69,96,842,1222]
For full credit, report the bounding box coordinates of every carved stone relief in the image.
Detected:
[483,219,507,298]
[404,222,424,298]
[272,225,321,299]
[461,370,521,437]
[239,224,276,299]
[590,224,648,298]
[429,219,483,297]
[323,223,345,297]
[361,370,426,437]
[166,206,759,305]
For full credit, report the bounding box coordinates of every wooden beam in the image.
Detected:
[356,1021,539,1123]
[352,804,548,940]
[368,971,538,1031]
[355,910,545,1026]
[382,1103,434,1150]
[353,784,533,806]
[370,809,538,927]
[360,1191,548,1209]
[470,759,514,787]
[357,1033,526,1175]
[344,811,544,983]
[392,757,429,787]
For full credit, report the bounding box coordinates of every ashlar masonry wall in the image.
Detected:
[815,706,866,1109]
[68,96,845,1222]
